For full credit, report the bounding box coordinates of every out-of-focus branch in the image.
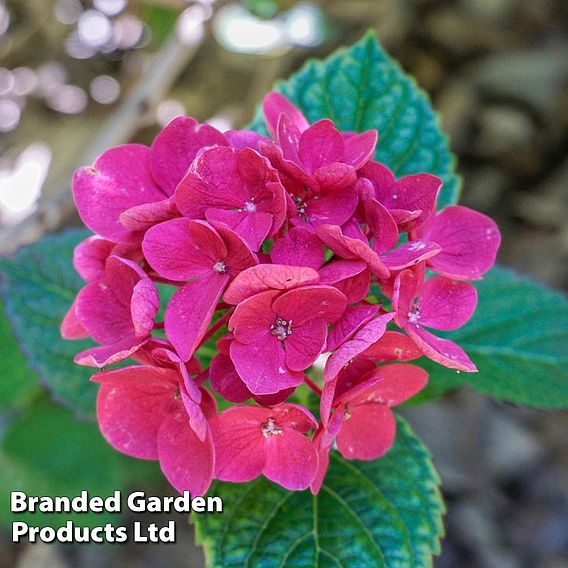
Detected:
[0,27,202,255]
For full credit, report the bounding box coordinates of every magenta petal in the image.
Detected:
[75,281,132,345]
[150,116,227,195]
[323,313,394,382]
[120,196,179,231]
[224,264,319,305]
[363,363,428,407]
[206,207,272,252]
[210,352,251,403]
[425,205,501,280]
[319,259,367,283]
[406,325,477,372]
[131,278,160,338]
[157,408,214,496]
[336,405,396,460]
[381,240,441,271]
[299,120,344,173]
[270,227,324,269]
[165,272,228,361]
[75,338,143,367]
[61,299,89,339]
[73,237,115,282]
[228,289,279,344]
[284,318,327,371]
[418,277,478,330]
[273,285,348,325]
[230,339,303,395]
[263,92,309,138]
[72,144,165,243]
[95,365,178,459]
[316,224,390,280]
[327,303,380,352]
[143,218,227,281]
[343,130,378,169]
[364,198,399,255]
[392,269,420,326]
[210,407,268,482]
[224,129,269,150]
[312,163,356,191]
[362,331,422,362]
[263,429,318,490]
[310,429,331,495]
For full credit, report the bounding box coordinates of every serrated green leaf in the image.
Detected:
[0,395,161,529]
[248,31,460,208]
[194,416,444,568]
[0,298,40,410]
[0,229,97,418]
[414,266,568,408]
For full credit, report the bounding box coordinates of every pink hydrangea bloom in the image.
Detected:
[64,89,501,496]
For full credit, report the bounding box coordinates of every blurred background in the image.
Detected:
[0,0,567,567]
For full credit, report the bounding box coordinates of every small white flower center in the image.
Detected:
[244,201,257,213]
[407,309,420,324]
[271,317,293,341]
[213,261,227,273]
[262,418,283,438]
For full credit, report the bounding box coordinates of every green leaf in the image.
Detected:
[0,395,161,529]
[414,266,568,408]
[0,229,96,418]
[194,416,444,567]
[0,298,40,410]
[248,31,460,208]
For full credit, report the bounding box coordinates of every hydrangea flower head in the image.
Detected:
[63,91,501,496]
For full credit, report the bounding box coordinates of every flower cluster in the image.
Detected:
[62,92,500,496]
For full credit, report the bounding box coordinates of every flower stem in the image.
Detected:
[303,375,322,396]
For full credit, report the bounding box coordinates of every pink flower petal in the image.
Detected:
[263,92,309,138]
[362,331,422,362]
[228,289,280,344]
[336,404,396,461]
[210,406,269,482]
[150,116,227,195]
[364,198,399,255]
[312,163,356,191]
[310,428,331,495]
[75,337,144,367]
[343,130,378,169]
[94,365,178,459]
[224,264,319,305]
[425,205,501,280]
[299,119,344,173]
[359,363,428,407]
[316,224,390,279]
[406,325,477,372]
[61,299,89,339]
[327,303,380,352]
[224,129,269,150]
[119,196,179,232]
[210,352,251,403]
[73,237,115,282]
[165,271,228,361]
[206,207,273,252]
[230,339,303,395]
[323,312,394,382]
[157,408,214,496]
[270,227,324,269]
[273,285,347,325]
[418,277,477,330]
[72,145,165,243]
[263,428,318,490]
[143,218,228,281]
[380,240,441,271]
[284,318,327,371]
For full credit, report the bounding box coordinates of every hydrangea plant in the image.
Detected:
[1,33,567,566]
